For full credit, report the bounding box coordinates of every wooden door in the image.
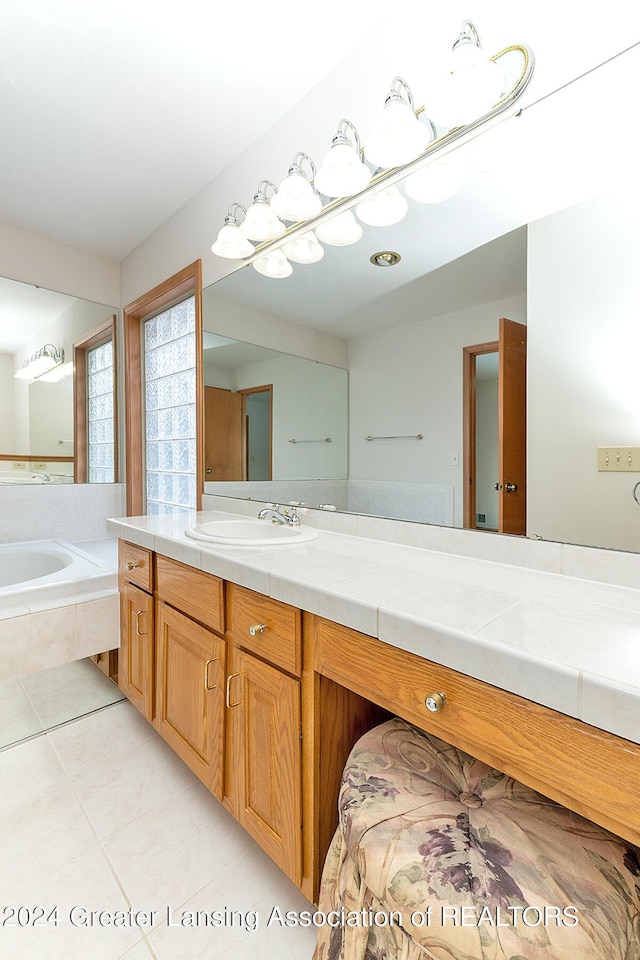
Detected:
[119,582,154,722]
[463,318,527,535]
[498,317,527,535]
[155,602,225,799]
[225,646,302,885]
[203,386,244,481]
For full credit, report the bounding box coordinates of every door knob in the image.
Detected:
[494,482,502,491]
[505,482,518,493]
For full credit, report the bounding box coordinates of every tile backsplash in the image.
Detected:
[0,483,125,544]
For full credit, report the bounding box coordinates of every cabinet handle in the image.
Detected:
[249,623,266,637]
[226,672,241,708]
[126,560,139,571]
[204,657,219,691]
[135,610,147,636]
[425,692,446,714]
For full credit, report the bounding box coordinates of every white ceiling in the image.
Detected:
[0,0,390,261]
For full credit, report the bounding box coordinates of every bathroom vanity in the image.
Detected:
[111,510,640,903]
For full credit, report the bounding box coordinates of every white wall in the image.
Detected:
[0,353,15,450]
[0,221,118,306]
[235,355,348,480]
[528,191,640,552]
[202,289,347,369]
[348,293,526,526]
[476,378,499,529]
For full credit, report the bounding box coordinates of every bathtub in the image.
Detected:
[0,471,73,484]
[0,539,116,606]
[0,539,119,682]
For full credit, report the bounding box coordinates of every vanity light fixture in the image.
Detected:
[314,119,371,199]
[282,230,324,264]
[210,22,534,276]
[211,203,256,259]
[252,248,293,279]
[428,20,506,128]
[240,182,286,241]
[14,344,65,381]
[356,183,408,227]
[315,210,363,246]
[270,153,322,222]
[364,77,434,168]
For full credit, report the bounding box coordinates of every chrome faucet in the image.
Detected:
[257,504,301,526]
[32,472,51,482]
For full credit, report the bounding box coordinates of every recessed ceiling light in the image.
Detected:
[369,250,401,267]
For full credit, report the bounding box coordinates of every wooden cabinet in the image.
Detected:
[155,601,225,799]
[225,583,303,886]
[119,540,155,721]
[117,536,640,906]
[224,644,302,886]
[119,580,155,721]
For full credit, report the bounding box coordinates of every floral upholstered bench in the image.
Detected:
[314,717,640,960]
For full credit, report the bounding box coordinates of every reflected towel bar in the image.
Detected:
[365,434,423,441]
[289,437,332,443]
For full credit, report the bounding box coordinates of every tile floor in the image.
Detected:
[0,699,318,959]
[0,658,125,750]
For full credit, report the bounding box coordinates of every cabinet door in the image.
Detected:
[225,646,302,885]
[119,582,154,722]
[156,602,225,799]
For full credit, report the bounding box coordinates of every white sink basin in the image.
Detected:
[185,519,319,546]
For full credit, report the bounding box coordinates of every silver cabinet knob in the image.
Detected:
[249,623,266,637]
[425,692,446,714]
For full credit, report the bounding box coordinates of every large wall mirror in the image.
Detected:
[202,48,639,554]
[0,276,119,484]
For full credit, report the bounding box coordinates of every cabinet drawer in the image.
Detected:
[313,616,640,847]
[155,555,224,635]
[226,583,301,676]
[118,540,153,592]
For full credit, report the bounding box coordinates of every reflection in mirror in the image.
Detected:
[201,332,348,500]
[0,277,118,484]
[0,658,124,751]
[201,48,640,553]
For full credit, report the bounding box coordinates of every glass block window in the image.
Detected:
[144,296,197,515]
[87,340,115,483]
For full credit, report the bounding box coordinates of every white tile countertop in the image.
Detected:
[108,509,640,747]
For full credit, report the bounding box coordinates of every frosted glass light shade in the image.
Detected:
[365,100,432,169]
[271,173,322,222]
[282,231,324,264]
[252,250,293,279]
[404,152,467,204]
[315,142,371,199]
[38,360,74,383]
[211,223,255,259]
[239,199,286,241]
[315,210,363,246]
[356,185,408,226]
[429,43,505,128]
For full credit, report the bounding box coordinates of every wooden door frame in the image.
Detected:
[238,384,273,481]
[123,261,202,516]
[73,315,118,483]
[462,339,498,529]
